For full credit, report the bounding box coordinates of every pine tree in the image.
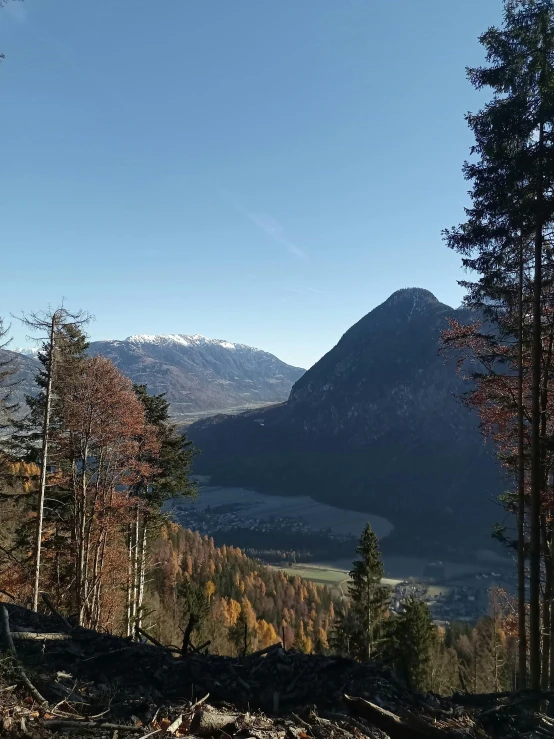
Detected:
[388,598,435,693]
[179,578,210,647]
[333,523,389,661]
[131,385,197,507]
[444,0,554,690]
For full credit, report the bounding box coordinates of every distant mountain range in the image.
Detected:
[188,288,505,557]
[9,335,304,421]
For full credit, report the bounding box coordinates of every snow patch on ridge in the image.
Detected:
[124,334,259,352]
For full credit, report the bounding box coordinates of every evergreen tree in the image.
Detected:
[444,0,554,689]
[179,579,210,637]
[334,523,389,661]
[388,598,435,693]
[131,385,197,508]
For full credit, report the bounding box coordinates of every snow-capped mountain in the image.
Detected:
[125,334,260,352]
[88,334,304,419]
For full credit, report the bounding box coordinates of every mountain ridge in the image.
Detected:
[8,334,304,421]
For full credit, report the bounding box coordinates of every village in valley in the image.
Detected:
[167,493,515,625]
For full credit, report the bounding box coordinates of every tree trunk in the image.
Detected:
[32,316,57,612]
[131,504,140,635]
[540,323,554,691]
[367,575,371,662]
[126,523,133,638]
[517,237,528,688]
[549,515,554,692]
[529,115,545,692]
[77,447,89,626]
[542,516,552,690]
[492,595,499,693]
[136,514,148,632]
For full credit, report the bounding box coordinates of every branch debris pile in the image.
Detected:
[0,604,550,738]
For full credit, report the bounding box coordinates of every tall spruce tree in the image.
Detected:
[444,0,554,690]
[334,523,389,661]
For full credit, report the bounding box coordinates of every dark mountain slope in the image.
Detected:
[189,289,504,555]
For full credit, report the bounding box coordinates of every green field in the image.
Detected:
[272,563,449,597]
[272,563,351,594]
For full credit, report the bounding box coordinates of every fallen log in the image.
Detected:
[11,631,71,641]
[0,604,49,707]
[190,709,238,736]
[344,695,464,739]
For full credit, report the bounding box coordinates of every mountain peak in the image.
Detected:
[377,288,447,321]
[385,287,440,305]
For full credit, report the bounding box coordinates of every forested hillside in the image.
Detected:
[148,525,335,654]
[0,310,334,658]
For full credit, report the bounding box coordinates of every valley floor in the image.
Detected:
[167,483,516,622]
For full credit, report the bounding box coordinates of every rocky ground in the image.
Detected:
[0,603,552,738]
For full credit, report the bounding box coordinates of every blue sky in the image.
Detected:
[1,0,502,369]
